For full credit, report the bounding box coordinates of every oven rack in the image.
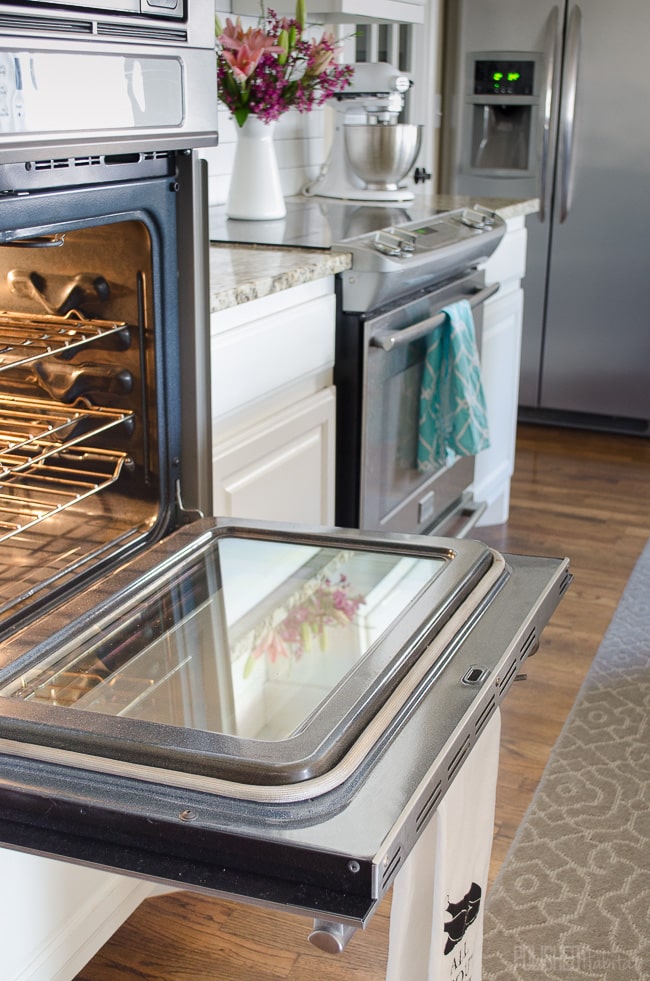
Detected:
[0,446,133,544]
[0,394,133,479]
[0,394,135,543]
[0,310,129,371]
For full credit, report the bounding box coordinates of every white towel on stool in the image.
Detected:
[386,709,501,981]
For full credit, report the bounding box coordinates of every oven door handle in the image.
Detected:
[369,282,500,352]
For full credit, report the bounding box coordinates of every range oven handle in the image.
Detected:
[369,282,500,352]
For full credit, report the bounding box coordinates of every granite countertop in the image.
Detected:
[433,195,539,221]
[208,244,351,314]
[209,194,538,313]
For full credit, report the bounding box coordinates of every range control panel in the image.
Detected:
[333,206,507,312]
[368,206,501,258]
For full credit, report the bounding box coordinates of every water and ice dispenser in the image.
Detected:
[463,53,540,176]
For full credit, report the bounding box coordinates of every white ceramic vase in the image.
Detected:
[226,117,287,221]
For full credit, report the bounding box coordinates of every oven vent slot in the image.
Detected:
[33,158,101,174]
[447,733,471,781]
[0,14,93,35]
[96,22,188,42]
[497,657,518,697]
[474,696,497,738]
[558,568,572,596]
[31,153,168,173]
[415,780,443,834]
[34,157,104,173]
[73,157,103,170]
[380,845,402,891]
[34,159,76,173]
[518,626,537,662]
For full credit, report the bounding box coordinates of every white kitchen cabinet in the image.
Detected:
[213,387,336,524]
[0,851,157,981]
[211,276,337,524]
[232,0,424,23]
[473,215,528,525]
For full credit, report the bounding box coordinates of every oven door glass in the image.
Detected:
[361,271,484,535]
[0,518,499,788]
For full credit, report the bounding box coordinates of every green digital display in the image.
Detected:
[493,71,521,83]
[475,60,534,96]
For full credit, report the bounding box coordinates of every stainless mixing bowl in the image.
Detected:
[344,123,423,190]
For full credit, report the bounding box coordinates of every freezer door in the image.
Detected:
[439,0,564,407]
[540,0,650,425]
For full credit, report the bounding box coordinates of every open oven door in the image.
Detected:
[0,518,570,939]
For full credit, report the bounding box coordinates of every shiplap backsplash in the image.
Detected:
[202,6,329,205]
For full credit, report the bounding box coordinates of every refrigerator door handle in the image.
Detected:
[539,5,560,223]
[558,4,582,223]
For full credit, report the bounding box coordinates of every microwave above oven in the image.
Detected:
[0,0,217,163]
[2,0,185,20]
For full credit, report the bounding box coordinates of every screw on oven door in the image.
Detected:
[347,860,360,874]
[179,809,197,822]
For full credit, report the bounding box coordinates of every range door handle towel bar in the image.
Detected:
[370,282,500,352]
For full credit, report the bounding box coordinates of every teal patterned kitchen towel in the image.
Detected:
[417,299,490,472]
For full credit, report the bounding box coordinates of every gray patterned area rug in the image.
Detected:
[483,540,650,981]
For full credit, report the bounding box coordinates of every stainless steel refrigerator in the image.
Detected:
[439,0,650,435]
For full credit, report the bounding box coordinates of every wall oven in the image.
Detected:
[0,2,572,960]
[334,208,503,538]
[0,0,218,635]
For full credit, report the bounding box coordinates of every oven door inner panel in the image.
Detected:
[0,519,500,786]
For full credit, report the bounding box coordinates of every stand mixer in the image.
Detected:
[303,62,423,203]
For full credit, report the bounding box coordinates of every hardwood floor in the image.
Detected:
[75,424,650,981]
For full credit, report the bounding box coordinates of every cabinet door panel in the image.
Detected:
[213,388,336,525]
[474,289,523,524]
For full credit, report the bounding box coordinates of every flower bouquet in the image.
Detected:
[243,573,365,677]
[216,2,354,127]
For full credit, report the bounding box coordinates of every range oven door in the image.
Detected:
[0,517,571,936]
[359,270,499,536]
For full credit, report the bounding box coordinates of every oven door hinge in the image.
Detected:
[175,479,204,525]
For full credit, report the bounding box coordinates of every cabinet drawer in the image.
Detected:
[211,284,336,421]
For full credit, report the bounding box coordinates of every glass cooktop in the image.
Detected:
[209,195,446,250]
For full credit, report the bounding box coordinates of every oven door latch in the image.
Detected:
[175,480,204,525]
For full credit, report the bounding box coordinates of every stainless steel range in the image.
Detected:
[333,206,506,538]
[0,1,571,962]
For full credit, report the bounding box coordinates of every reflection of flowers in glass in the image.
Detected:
[243,574,365,677]
[216,3,354,127]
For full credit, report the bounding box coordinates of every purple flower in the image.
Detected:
[216,3,354,127]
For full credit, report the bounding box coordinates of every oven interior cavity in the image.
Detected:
[0,220,161,627]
